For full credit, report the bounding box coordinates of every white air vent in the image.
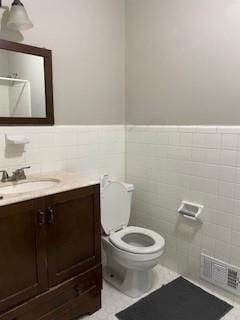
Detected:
[228,269,238,289]
[201,254,240,296]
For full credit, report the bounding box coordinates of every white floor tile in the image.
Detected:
[80,265,240,320]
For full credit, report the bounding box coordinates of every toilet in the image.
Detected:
[101,176,165,298]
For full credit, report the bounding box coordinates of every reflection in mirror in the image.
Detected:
[0,49,46,118]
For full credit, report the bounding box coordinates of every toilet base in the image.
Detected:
[103,266,151,298]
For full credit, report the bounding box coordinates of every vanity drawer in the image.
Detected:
[1,265,102,320]
[38,287,101,320]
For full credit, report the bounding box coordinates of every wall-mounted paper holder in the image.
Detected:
[178,201,204,221]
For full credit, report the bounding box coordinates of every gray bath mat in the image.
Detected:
[116,277,233,320]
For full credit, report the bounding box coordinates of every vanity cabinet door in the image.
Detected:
[46,185,101,287]
[0,199,48,314]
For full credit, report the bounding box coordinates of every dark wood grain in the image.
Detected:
[0,185,102,319]
[47,185,101,287]
[0,39,54,126]
[0,199,48,314]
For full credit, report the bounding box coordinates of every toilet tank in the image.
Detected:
[121,182,134,207]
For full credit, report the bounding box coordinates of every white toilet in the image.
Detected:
[101,177,165,298]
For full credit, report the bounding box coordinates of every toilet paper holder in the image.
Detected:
[178,201,204,221]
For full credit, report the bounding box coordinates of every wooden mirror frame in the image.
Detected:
[0,40,54,126]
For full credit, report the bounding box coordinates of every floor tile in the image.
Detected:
[80,265,240,320]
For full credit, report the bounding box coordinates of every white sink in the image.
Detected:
[0,179,60,195]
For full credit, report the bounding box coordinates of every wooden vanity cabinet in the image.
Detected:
[0,184,102,320]
[0,198,48,315]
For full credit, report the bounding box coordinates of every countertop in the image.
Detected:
[0,171,99,207]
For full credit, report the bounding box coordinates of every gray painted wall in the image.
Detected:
[2,1,240,125]
[126,0,240,125]
[1,0,126,125]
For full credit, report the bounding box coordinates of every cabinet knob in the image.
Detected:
[38,210,46,227]
[74,285,83,296]
[46,207,54,224]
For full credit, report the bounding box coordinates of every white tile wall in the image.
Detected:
[2,123,240,303]
[126,125,240,302]
[0,125,125,181]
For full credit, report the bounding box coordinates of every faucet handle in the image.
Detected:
[0,170,9,182]
[18,166,31,171]
[14,166,31,180]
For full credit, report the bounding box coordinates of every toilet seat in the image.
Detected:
[109,226,165,254]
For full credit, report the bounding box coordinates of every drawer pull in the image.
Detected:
[46,207,54,224]
[74,285,83,296]
[38,210,46,227]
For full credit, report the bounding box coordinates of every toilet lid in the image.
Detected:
[110,226,165,254]
[101,182,131,235]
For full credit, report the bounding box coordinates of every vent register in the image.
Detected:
[201,254,240,295]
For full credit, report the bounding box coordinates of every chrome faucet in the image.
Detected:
[0,166,31,183]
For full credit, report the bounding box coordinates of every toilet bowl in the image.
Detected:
[101,176,165,298]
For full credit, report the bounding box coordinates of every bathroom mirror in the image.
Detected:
[0,40,54,125]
